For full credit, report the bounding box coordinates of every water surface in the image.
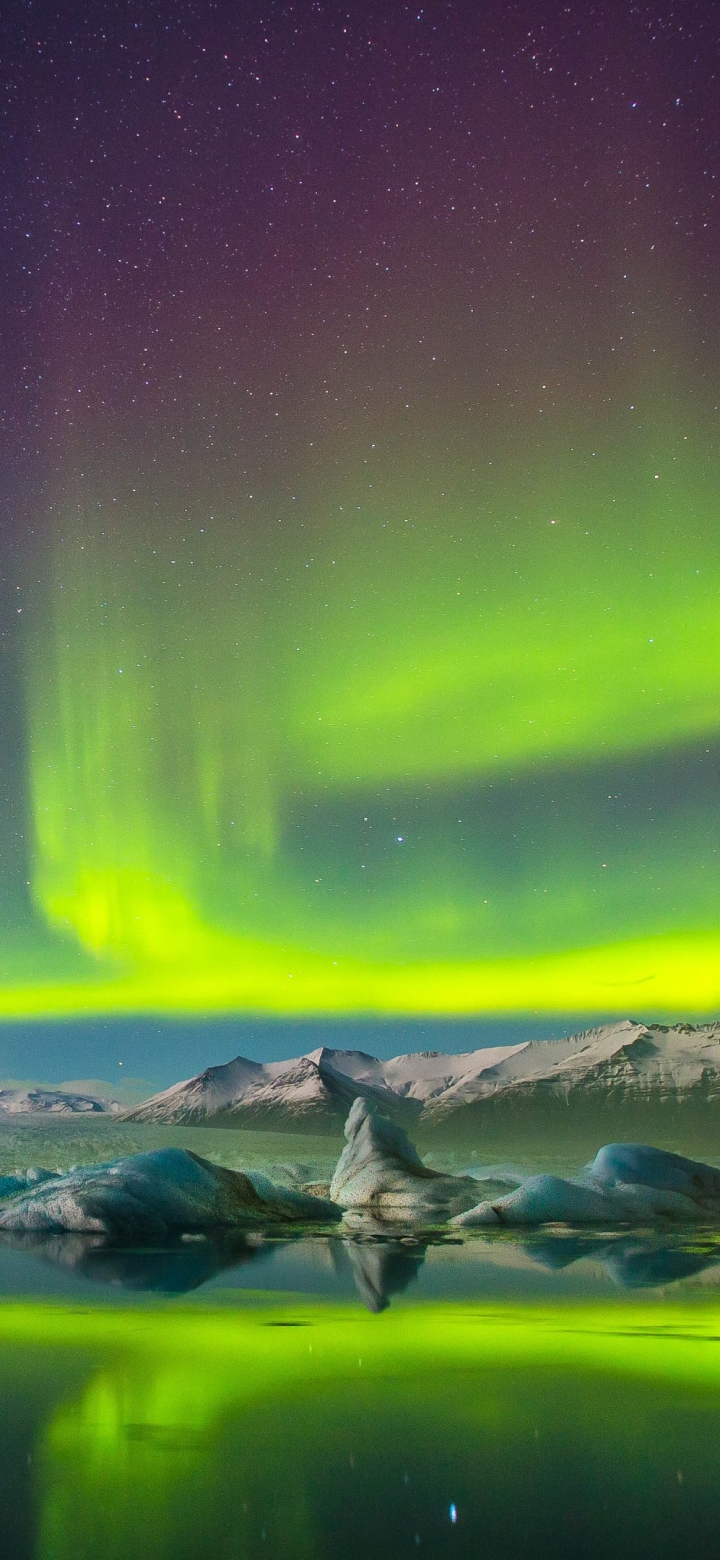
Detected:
[4,1297,720,1560]
[4,1117,720,1558]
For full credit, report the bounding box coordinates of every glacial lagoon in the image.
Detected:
[5,1119,720,1558]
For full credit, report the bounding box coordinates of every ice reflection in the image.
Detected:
[0,1230,266,1293]
[332,1237,428,1312]
[524,1231,720,1289]
[2,1225,720,1309]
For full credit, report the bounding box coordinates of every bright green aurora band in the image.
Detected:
[7,1297,720,1560]
[10,392,720,1019]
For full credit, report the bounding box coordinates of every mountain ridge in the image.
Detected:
[123,1020,720,1132]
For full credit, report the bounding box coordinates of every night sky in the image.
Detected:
[1,0,719,1069]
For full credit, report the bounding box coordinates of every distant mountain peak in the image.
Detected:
[122,1020,720,1133]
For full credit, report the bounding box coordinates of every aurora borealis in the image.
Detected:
[2,0,719,1026]
[9,1297,720,1559]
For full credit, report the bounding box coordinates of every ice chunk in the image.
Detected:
[0,1147,340,1238]
[588,1143,720,1209]
[0,1167,59,1200]
[453,1144,720,1228]
[330,1098,480,1219]
[453,1174,616,1228]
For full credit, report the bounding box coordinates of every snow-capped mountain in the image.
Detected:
[0,1088,111,1117]
[123,1021,720,1131]
[123,1049,402,1128]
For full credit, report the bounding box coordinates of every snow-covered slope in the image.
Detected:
[427,1020,720,1112]
[125,1050,395,1127]
[0,1088,110,1116]
[124,1021,720,1131]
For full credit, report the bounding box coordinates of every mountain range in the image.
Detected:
[123,1020,720,1134]
[0,1078,152,1117]
[0,1087,113,1117]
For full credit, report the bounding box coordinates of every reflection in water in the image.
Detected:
[0,1230,266,1293]
[526,1233,720,1290]
[603,1244,717,1289]
[2,1226,720,1309]
[333,1238,428,1312]
[5,1301,720,1560]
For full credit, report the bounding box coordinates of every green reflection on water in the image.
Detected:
[4,1299,720,1559]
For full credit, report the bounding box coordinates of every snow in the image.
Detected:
[0,1088,110,1116]
[124,1020,720,1128]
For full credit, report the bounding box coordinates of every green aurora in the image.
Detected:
[8,397,720,1019]
[4,0,719,1028]
[4,1297,720,1560]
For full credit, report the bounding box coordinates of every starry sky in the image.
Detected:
[1,0,719,1068]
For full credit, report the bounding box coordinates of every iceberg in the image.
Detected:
[0,1147,340,1238]
[329,1098,487,1219]
[4,1106,719,1242]
[452,1142,720,1227]
[0,1166,60,1200]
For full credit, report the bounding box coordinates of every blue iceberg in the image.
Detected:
[0,1166,60,1201]
[453,1143,720,1227]
[0,1147,340,1238]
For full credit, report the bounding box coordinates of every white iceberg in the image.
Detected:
[329,1098,490,1219]
[452,1143,720,1227]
